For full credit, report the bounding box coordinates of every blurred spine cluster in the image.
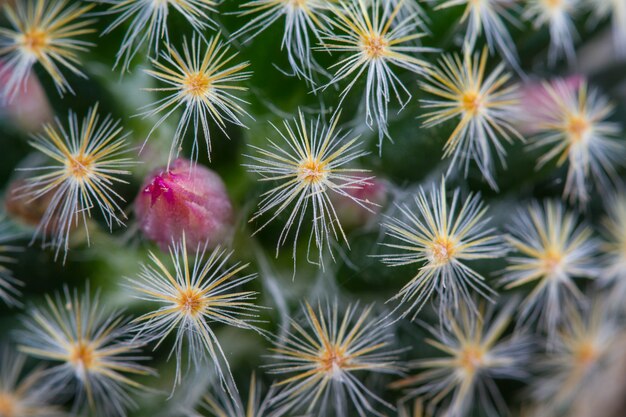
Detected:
[0,1,625,417]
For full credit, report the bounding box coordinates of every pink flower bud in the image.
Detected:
[517,75,585,135]
[331,174,387,229]
[0,65,53,132]
[135,159,234,251]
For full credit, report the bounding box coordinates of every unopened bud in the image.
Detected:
[0,66,53,132]
[331,174,387,230]
[135,159,234,251]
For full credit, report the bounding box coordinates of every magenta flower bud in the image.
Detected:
[135,159,234,251]
[518,75,585,135]
[0,65,53,132]
[331,174,387,229]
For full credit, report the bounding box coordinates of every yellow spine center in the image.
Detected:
[298,158,328,185]
[458,345,484,374]
[541,248,564,276]
[0,393,17,417]
[319,345,347,374]
[20,28,49,56]
[177,287,206,316]
[287,0,307,7]
[430,236,457,265]
[363,35,388,59]
[566,115,590,143]
[575,342,599,368]
[66,154,95,181]
[69,341,95,370]
[461,91,483,115]
[544,0,565,10]
[469,0,486,10]
[183,72,212,98]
